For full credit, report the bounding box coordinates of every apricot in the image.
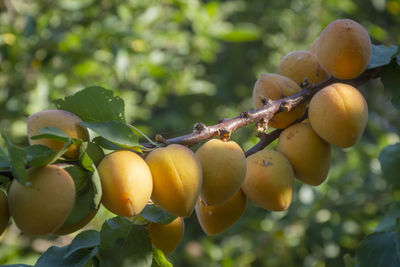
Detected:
[195,139,246,206]
[253,74,307,129]
[98,150,153,217]
[148,217,184,255]
[317,19,371,79]
[278,50,329,85]
[27,110,89,159]
[0,190,9,235]
[145,144,202,217]
[308,83,368,148]
[310,37,319,54]
[8,165,75,235]
[54,207,98,235]
[242,149,294,211]
[277,123,331,186]
[195,189,246,235]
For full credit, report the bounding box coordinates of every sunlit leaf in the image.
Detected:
[151,248,172,267]
[53,86,125,123]
[79,121,141,150]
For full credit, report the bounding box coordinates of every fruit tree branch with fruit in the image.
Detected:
[0,17,400,267]
[148,65,383,156]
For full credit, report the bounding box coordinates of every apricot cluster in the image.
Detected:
[246,18,370,207]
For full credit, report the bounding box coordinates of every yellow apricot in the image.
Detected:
[8,165,75,235]
[0,190,9,235]
[252,74,307,129]
[145,144,202,217]
[278,50,329,85]
[317,19,371,79]
[195,139,246,206]
[310,37,319,54]
[27,110,89,159]
[308,83,368,148]
[242,149,294,211]
[148,217,184,255]
[195,189,246,235]
[54,208,98,235]
[98,150,153,217]
[277,123,331,186]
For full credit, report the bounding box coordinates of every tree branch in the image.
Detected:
[144,66,382,155]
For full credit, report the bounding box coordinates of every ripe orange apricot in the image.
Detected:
[148,217,185,255]
[27,110,89,159]
[145,144,202,217]
[278,50,329,85]
[0,190,9,235]
[317,19,371,79]
[308,83,368,148]
[277,123,331,186]
[98,150,153,217]
[195,189,247,235]
[8,165,76,235]
[253,73,307,129]
[242,149,294,211]
[195,139,246,206]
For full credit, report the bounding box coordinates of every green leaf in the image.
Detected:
[2,130,29,185]
[25,145,57,167]
[52,139,73,163]
[152,248,173,267]
[381,61,400,109]
[99,217,152,267]
[79,121,141,150]
[0,155,11,169]
[92,136,126,151]
[35,230,100,267]
[0,145,10,169]
[30,126,70,143]
[63,165,90,192]
[356,231,400,267]
[63,230,100,257]
[368,44,398,69]
[379,143,400,188]
[396,54,400,66]
[53,86,125,123]
[59,163,102,229]
[0,175,10,185]
[375,202,400,232]
[141,204,176,225]
[29,127,76,162]
[79,142,104,168]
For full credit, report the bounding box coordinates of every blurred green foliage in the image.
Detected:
[1,0,400,266]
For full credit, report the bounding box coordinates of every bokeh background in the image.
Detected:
[1,0,400,266]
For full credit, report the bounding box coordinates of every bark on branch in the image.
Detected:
[145,66,382,156]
